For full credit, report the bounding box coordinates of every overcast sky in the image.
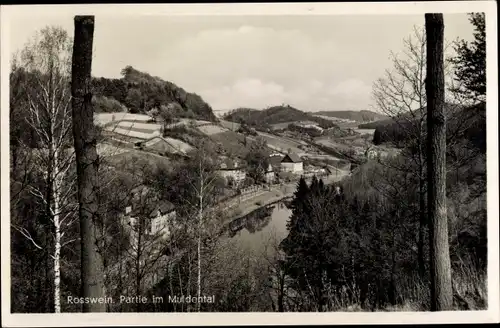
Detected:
[7,13,474,113]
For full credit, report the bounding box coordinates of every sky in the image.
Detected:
[6,12,475,113]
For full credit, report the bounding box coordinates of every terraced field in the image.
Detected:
[104,120,161,140]
[94,112,151,126]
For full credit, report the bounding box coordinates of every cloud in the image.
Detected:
[202,78,289,110]
[202,77,374,112]
[150,25,377,111]
[9,14,474,112]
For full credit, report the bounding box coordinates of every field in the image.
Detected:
[210,131,249,157]
[256,131,305,156]
[94,112,151,126]
[270,122,295,130]
[161,137,193,153]
[197,124,229,135]
[104,120,161,140]
[219,120,241,132]
[315,138,354,153]
[178,118,213,126]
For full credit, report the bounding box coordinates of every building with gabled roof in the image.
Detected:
[123,186,176,239]
[217,156,247,187]
[280,153,303,174]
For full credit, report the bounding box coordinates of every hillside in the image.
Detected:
[92,66,217,121]
[314,110,388,123]
[224,105,338,130]
[369,102,485,151]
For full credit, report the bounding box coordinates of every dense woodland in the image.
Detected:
[9,13,488,312]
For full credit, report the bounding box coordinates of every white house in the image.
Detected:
[280,153,303,174]
[217,157,247,187]
[264,163,275,184]
[124,200,176,239]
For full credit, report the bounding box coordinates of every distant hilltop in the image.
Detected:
[223,105,338,130]
[313,110,388,123]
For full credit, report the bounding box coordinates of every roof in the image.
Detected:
[269,155,284,167]
[151,200,176,217]
[281,153,302,163]
[130,199,175,218]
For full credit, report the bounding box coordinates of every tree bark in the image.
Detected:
[425,13,453,311]
[71,16,106,312]
[418,173,426,281]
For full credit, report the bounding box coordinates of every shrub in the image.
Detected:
[92,95,127,113]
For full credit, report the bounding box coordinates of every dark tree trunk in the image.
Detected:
[425,13,453,311]
[71,16,106,312]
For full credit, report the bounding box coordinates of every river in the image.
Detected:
[222,201,292,256]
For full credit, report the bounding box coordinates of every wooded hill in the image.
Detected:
[364,102,486,151]
[91,66,217,121]
[314,110,388,123]
[223,105,338,130]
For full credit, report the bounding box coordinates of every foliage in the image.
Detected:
[449,13,486,103]
[244,137,270,183]
[93,95,128,113]
[92,66,217,121]
[237,123,258,136]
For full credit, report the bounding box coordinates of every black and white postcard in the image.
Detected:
[1,1,498,326]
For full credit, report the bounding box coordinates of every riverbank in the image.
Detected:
[226,171,348,222]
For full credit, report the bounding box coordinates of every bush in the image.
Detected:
[92,95,127,113]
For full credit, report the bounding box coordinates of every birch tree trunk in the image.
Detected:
[425,13,453,311]
[71,16,106,312]
[53,149,62,313]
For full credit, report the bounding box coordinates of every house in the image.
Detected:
[217,157,247,187]
[122,186,177,239]
[123,200,176,239]
[280,153,303,174]
[264,163,275,184]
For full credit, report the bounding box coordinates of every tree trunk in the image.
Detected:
[418,174,426,281]
[136,218,143,312]
[71,16,106,312]
[197,188,203,312]
[425,13,453,311]
[53,161,62,313]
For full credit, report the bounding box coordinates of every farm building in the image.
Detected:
[217,157,247,187]
[280,153,303,174]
